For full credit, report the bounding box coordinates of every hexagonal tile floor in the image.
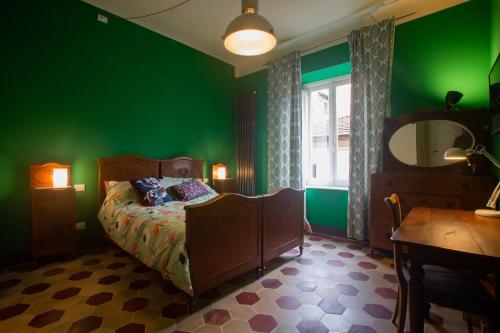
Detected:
[0,235,474,332]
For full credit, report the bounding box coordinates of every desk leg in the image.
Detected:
[408,260,425,333]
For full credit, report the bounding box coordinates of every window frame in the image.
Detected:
[302,74,351,189]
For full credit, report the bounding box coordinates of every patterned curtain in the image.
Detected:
[267,51,302,192]
[347,19,395,240]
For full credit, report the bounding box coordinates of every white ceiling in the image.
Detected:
[82,0,467,77]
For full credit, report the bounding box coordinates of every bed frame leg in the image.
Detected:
[187,296,196,314]
[299,245,304,256]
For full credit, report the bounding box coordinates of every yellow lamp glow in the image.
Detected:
[212,163,227,180]
[217,166,227,180]
[53,168,68,188]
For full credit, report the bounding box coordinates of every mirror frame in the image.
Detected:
[383,109,489,175]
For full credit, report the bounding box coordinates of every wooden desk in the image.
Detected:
[391,207,500,333]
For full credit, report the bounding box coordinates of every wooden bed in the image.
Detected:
[98,154,304,305]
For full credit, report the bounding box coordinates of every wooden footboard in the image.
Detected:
[262,188,305,263]
[184,194,262,297]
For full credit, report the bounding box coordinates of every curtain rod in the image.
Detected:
[259,11,416,69]
[299,11,416,55]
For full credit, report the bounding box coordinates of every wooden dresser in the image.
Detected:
[370,173,495,250]
[370,109,496,251]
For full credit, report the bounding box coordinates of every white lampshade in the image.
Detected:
[53,168,68,188]
[443,147,468,160]
[223,0,276,56]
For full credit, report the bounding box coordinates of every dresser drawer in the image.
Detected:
[372,175,495,195]
[371,176,418,193]
[398,193,459,216]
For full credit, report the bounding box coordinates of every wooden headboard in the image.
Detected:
[98,154,204,205]
[161,156,203,179]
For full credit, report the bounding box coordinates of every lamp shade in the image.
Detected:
[53,168,69,188]
[223,0,276,56]
[443,147,468,160]
[212,163,227,180]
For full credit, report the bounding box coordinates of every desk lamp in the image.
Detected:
[444,145,500,217]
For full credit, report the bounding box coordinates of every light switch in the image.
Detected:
[74,184,86,192]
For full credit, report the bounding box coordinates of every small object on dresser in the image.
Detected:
[30,162,76,259]
[213,178,237,194]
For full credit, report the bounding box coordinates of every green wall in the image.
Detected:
[0,0,236,257]
[492,0,500,64]
[391,0,491,115]
[491,0,500,178]
[235,0,493,233]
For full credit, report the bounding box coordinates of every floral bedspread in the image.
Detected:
[98,179,218,295]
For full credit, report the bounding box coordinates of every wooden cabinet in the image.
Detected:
[30,162,76,259]
[213,179,237,194]
[31,187,76,259]
[370,173,495,251]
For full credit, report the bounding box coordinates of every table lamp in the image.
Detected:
[212,163,227,180]
[53,168,69,188]
[444,144,500,217]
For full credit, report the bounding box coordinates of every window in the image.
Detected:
[302,76,351,187]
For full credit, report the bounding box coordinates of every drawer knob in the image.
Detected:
[446,202,454,208]
[385,233,391,239]
[421,181,427,186]
[421,199,427,204]
[385,181,392,187]
[462,184,469,190]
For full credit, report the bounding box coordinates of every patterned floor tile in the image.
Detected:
[0,237,475,333]
[68,315,103,332]
[28,309,65,328]
[248,314,277,332]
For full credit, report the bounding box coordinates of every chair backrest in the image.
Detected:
[384,193,402,232]
[384,193,405,285]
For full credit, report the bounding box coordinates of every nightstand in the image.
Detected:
[213,178,238,194]
[30,163,76,259]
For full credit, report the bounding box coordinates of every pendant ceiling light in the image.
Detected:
[223,0,276,56]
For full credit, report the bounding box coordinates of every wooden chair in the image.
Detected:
[384,193,497,333]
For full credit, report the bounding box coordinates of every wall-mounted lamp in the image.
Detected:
[53,168,69,188]
[444,145,500,217]
[212,163,227,180]
[444,90,463,111]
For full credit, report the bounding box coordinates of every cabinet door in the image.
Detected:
[31,189,75,258]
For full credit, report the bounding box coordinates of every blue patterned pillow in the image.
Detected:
[130,177,171,206]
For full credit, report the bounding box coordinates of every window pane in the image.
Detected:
[309,88,331,184]
[335,83,351,182]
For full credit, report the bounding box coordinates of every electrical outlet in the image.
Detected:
[74,184,86,192]
[76,222,86,230]
[97,14,108,24]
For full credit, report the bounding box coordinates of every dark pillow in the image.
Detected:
[130,177,172,206]
[167,179,209,201]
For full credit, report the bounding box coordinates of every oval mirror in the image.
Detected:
[389,120,475,167]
